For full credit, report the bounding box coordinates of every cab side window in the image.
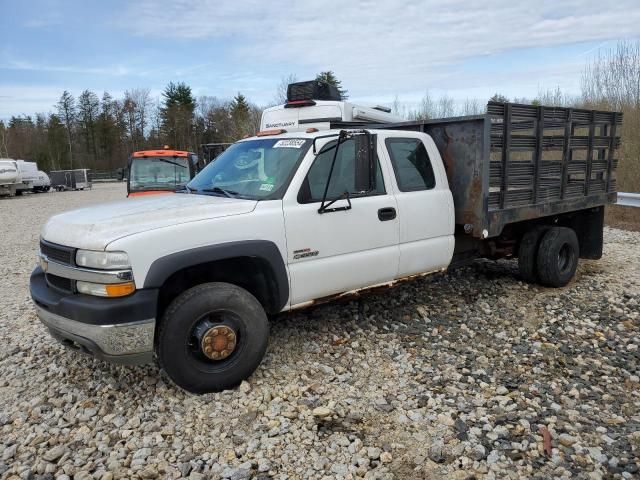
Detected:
[386,138,436,191]
[298,138,385,203]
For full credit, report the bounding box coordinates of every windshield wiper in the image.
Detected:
[156,158,187,168]
[200,187,239,198]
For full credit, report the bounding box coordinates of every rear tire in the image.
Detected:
[536,227,579,287]
[157,282,269,394]
[518,225,550,283]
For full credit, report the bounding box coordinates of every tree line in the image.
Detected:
[0,71,346,173]
[0,52,638,191]
[0,83,261,172]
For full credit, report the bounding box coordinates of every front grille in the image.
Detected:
[46,274,74,293]
[41,240,75,266]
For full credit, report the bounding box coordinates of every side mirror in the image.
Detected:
[116,168,124,181]
[354,132,375,193]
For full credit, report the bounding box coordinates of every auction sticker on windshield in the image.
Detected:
[273,139,306,148]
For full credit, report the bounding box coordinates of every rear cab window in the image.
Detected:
[385,138,436,191]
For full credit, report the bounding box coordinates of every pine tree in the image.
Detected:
[489,93,509,103]
[230,93,252,139]
[315,71,348,99]
[161,82,195,149]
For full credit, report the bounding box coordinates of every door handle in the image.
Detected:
[378,207,396,221]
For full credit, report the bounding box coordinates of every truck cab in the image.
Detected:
[127,149,198,197]
[30,81,622,394]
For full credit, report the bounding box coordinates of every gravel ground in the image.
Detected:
[0,183,639,480]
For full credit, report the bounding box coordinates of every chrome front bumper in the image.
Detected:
[36,305,155,365]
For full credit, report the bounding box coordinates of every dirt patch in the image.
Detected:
[606,204,640,231]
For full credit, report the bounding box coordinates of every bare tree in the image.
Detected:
[436,95,455,118]
[132,88,151,141]
[461,98,483,115]
[391,95,407,118]
[534,87,575,107]
[582,41,640,110]
[123,88,151,150]
[274,74,298,105]
[77,90,100,166]
[410,91,436,120]
[57,91,76,168]
[581,40,640,191]
[0,121,9,157]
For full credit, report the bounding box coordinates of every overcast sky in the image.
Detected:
[1,0,640,119]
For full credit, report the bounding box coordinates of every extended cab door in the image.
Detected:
[283,136,399,307]
[379,132,455,277]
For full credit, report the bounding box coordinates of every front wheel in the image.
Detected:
[157,282,269,393]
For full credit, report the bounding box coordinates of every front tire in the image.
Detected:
[157,282,269,393]
[536,227,579,287]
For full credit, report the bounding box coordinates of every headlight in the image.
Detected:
[76,281,136,297]
[76,250,130,270]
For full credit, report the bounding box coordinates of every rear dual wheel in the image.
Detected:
[157,282,269,394]
[518,226,579,287]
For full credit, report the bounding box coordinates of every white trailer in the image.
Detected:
[0,159,20,197]
[15,160,40,195]
[33,171,51,192]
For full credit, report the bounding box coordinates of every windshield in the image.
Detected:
[187,138,311,199]
[130,156,190,191]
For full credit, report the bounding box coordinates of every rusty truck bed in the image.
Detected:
[379,102,623,239]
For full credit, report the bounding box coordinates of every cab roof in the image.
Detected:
[242,128,391,142]
[132,149,192,158]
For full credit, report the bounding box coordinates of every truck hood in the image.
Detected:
[42,193,258,250]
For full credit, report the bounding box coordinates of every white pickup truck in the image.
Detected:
[30,81,623,393]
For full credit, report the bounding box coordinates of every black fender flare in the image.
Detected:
[143,240,289,312]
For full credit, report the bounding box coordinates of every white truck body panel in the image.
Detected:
[282,135,400,306]
[39,128,456,310]
[41,194,258,251]
[108,200,288,290]
[261,100,403,132]
[378,130,456,277]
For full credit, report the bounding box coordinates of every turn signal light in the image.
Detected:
[77,281,136,297]
[105,283,136,297]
